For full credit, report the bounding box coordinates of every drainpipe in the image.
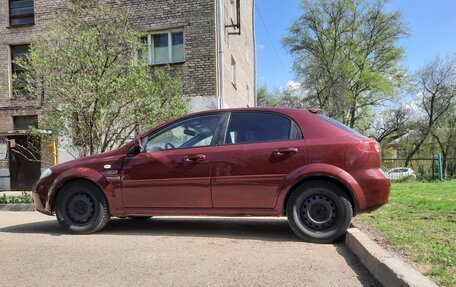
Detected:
[216,0,225,109]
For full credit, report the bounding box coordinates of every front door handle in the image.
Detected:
[272,148,298,157]
[183,154,206,162]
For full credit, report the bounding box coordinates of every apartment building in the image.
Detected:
[0,0,256,190]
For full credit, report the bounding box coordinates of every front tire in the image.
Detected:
[287,180,352,243]
[55,180,110,234]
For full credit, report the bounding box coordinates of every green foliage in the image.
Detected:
[17,1,187,157]
[358,181,456,286]
[284,0,409,129]
[256,85,307,109]
[256,85,279,107]
[0,192,34,204]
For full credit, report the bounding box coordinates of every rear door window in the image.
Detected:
[224,112,302,144]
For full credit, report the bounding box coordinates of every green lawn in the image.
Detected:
[357,180,456,287]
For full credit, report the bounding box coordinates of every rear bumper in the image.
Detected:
[350,168,391,213]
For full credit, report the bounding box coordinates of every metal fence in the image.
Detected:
[382,157,456,181]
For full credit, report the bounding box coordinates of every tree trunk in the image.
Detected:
[442,155,447,179]
[405,134,428,166]
[349,105,356,128]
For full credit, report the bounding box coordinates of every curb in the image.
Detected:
[345,227,437,287]
[0,204,35,211]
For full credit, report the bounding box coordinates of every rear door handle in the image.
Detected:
[272,148,298,157]
[183,154,206,162]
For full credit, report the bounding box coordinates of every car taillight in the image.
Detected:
[358,141,381,153]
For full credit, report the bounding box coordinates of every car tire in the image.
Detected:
[55,180,110,234]
[286,180,352,243]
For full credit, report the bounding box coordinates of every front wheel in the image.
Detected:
[287,180,352,243]
[55,180,110,234]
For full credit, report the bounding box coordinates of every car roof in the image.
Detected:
[138,108,312,139]
[187,107,308,116]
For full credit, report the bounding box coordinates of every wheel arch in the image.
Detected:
[48,167,115,213]
[282,175,358,216]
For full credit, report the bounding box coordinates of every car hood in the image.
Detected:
[50,143,132,174]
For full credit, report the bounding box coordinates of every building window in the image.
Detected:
[11,44,30,98]
[231,56,236,88]
[229,0,236,22]
[140,31,185,65]
[13,115,38,130]
[9,0,35,26]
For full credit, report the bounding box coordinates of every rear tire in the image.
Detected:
[286,180,352,243]
[55,180,110,234]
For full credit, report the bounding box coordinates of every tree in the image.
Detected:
[17,2,187,157]
[431,104,456,177]
[284,0,408,129]
[369,105,411,145]
[276,81,307,109]
[256,85,279,107]
[404,55,456,166]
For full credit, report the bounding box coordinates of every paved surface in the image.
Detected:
[0,212,381,287]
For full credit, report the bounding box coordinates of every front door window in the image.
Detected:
[143,114,221,152]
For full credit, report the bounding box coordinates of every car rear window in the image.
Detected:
[317,114,363,136]
[225,112,302,144]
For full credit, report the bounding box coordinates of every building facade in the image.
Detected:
[0,0,256,190]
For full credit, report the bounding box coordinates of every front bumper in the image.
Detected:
[32,178,54,216]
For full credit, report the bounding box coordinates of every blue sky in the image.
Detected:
[255,0,456,91]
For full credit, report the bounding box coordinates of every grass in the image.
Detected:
[0,192,34,204]
[357,180,456,287]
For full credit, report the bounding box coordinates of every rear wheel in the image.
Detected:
[287,180,352,243]
[55,180,110,234]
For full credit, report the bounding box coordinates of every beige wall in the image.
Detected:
[222,0,255,108]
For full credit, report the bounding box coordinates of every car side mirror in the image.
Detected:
[134,135,143,150]
[128,135,143,155]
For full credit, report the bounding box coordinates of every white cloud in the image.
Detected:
[286,80,301,91]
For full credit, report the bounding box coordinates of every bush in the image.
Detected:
[0,192,34,204]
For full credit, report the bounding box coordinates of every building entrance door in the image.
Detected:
[8,135,41,190]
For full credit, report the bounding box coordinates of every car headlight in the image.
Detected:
[39,168,52,180]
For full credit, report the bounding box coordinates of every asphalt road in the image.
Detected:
[0,212,381,287]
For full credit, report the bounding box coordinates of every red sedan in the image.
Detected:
[33,108,390,243]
